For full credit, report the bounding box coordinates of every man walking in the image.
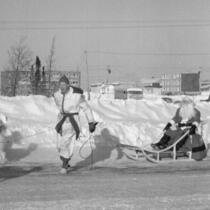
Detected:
[54,75,97,174]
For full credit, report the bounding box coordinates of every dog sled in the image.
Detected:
[118,123,207,163]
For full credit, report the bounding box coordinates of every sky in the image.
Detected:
[1,0,210,89]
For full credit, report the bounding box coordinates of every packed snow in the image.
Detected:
[1,92,210,153]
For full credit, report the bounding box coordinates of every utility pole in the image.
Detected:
[84,50,90,100]
[106,65,111,85]
[47,36,56,97]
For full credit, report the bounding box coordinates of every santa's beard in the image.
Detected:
[179,104,196,120]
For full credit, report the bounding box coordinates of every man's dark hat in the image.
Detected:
[59,75,69,85]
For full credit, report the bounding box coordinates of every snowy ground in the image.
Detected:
[1,149,210,210]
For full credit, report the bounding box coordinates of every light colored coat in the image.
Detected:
[54,87,94,122]
[53,86,94,158]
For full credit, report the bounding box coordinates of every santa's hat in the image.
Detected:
[59,75,69,85]
[181,96,194,105]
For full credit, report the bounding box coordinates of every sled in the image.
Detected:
[118,130,193,163]
[119,120,209,163]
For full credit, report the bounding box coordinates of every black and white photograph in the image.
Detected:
[0,0,210,209]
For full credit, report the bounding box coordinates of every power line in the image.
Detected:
[2,19,210,24]
[87,50,210,56]
[87,64,201,70]
[2,23,210,30]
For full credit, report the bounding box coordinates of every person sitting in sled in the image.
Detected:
[54,75,97,174]
[151,97,207,161]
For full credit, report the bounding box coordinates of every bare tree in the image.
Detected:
[5,37,33,96]
[46,36,56,96]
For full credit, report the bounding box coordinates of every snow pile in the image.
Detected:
[0,95,58,146]
[0,93,210,150]
[91,95,210,147]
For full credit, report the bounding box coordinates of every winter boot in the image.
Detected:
[60,156,71,174]
[151,134,170,150]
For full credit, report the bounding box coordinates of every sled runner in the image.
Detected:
[118,127,207,163]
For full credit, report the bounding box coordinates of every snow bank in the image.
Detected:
[1,93,210,149]
[0,95,58,146]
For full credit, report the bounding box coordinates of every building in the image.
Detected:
[140,77,161,87]
[143,82,162,95]
[161,72,200,95]
[139,77,162,95]
[90,82,136,100]
[1,70,81,96]
[114,88,127,99]
[161,73,181,95]
[127,88,143,100]
[200,80,210,92]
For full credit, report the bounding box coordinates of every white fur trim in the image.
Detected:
[192,122,199,127]
[169,120,175,125]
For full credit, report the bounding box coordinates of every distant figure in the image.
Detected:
[53,75,97,174]
[0,113,10,164]
[151,97,207,161]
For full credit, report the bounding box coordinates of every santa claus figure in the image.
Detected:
[151,97,207,161]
